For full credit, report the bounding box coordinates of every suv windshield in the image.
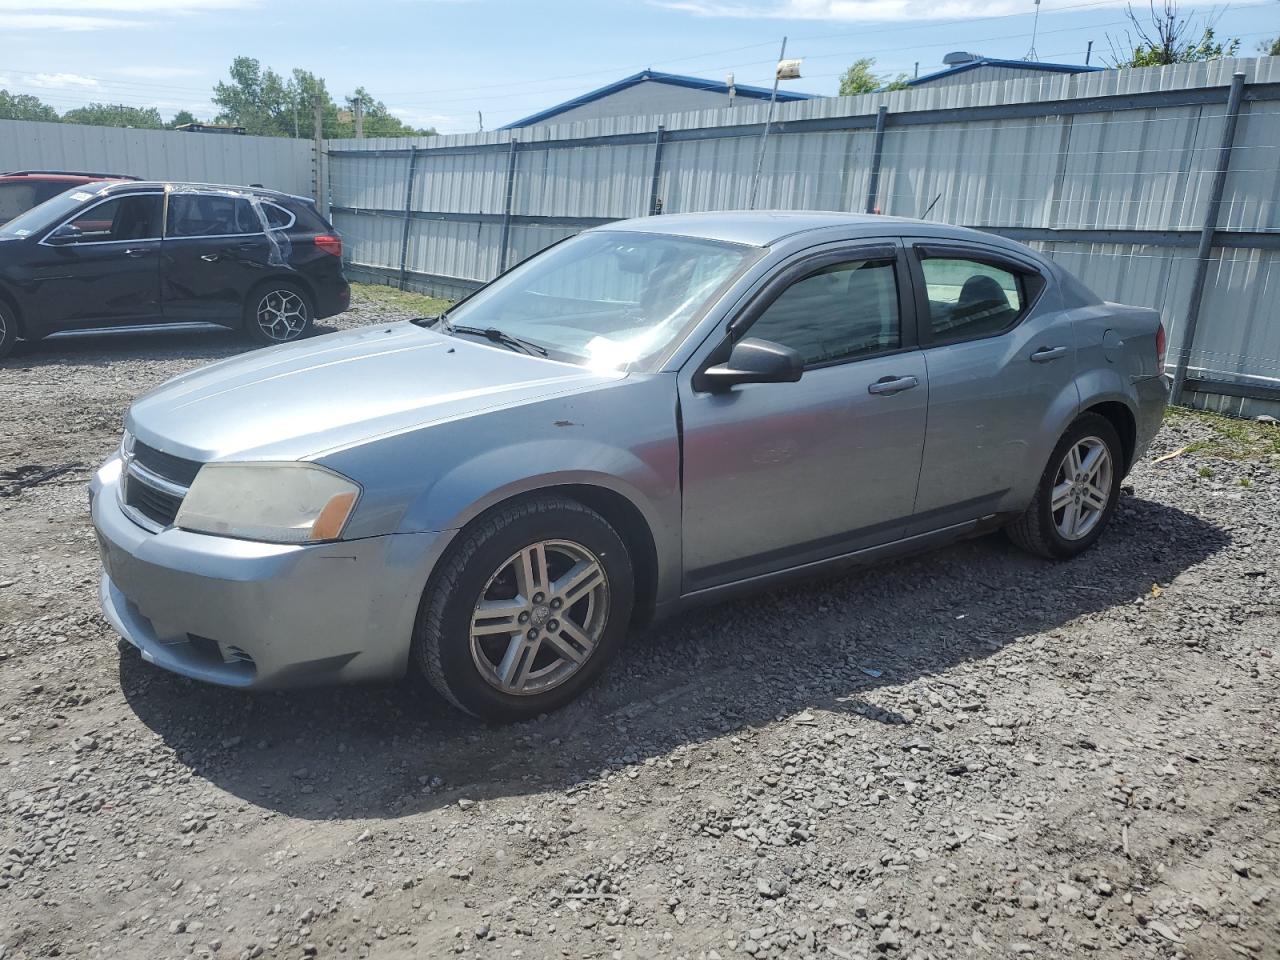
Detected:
[0,182,110,239]
[441,230,759,370]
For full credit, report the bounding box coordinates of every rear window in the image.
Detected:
[0,180,79,223]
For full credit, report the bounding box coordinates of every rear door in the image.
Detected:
[678,242,929,591]
[24,191,163,332]
[161,192,273,323]
[905,240,1079,534]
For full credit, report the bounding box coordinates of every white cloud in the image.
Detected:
[0,0,255,10]
[23,72,102,90]
[655,0,1270,20]
[0,12,134,28]
[655,0,1119,20]
[113,65,204,79]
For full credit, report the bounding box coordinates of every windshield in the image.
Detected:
[0,182,109,239]
[442,230,759,370]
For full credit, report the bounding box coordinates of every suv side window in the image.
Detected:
[919,257,1025,342]
[62,194,162,243]
[744,256,901,366]
[262,202,295,230]
[167,194,262,238]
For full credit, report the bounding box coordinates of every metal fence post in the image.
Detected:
[648,124,666,216]
[496,138,519,276]
[397,146,420,291]
[864,104,889,215]
[1170,71,1247,404]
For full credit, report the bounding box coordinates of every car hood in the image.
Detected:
[126,322,623,463]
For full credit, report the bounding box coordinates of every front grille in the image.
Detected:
[133,441,202,486]
[125,476,183,527]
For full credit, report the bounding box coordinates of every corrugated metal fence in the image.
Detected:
[0,120,315,198]
[327,56,1280,415]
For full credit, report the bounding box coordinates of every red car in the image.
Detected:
[0,170,140,224]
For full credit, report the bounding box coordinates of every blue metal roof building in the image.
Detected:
[503,69,818,129]
[908,56,1102,89]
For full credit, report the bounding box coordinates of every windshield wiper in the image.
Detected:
[449,324,548,358]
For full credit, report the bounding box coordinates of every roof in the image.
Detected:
[94,180,303,202]
[593,210,1006,248]
[0,170,138,181]
[502,69,818,129]
[908,57,1102,86]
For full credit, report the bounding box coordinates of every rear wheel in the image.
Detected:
[0,302,16,359]
[243,280,313,345]
[413,496,633,722]
[1006,413,1123,559]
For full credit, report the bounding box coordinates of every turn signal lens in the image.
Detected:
[310,491,358,542]
[314,234,342,257]
[1155,321,1167,370]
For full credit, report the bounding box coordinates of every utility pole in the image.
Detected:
[1085,40,1094,65]
[353,96,364,139]
[312,93,324,212]
[748,36,787,211]
[478,111,484,132]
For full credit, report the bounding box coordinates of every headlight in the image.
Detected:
[174,463,360,544]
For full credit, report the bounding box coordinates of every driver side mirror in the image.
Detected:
[696,337,804,392]
[45,224,83,245]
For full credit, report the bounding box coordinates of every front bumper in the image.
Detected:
[90,456,453,689]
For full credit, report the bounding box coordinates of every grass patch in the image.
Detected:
[1165,405,1280,460]
[351,281,453,318]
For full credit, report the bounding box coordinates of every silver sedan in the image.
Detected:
[90,212,1168,721]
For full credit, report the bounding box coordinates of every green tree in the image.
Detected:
[838,57,910,96]
[342,86,435,138]
[62,103,163,128]
[167,109,198,129]
[1106,2,1240,67]
[1261,36,1280,56]
[0,90,60,122]
[212,56,293,136]
[211,57,433,139]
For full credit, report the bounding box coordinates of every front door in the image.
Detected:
[905,241,1080,534]
[678,244,929,592]
[25,192,163,334]
[161,192,273,323]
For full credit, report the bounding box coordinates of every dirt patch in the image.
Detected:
[1,291,1277,960]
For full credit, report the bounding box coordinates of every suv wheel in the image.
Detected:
[244,281,313,345]
[0,302,16,359]
[413,496,634,722]
[1006,412,1123,559]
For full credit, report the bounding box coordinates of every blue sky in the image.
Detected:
[1,0,1275,133]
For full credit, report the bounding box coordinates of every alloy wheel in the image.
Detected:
[469,539,610,696]
[255,290,308,342]
[1052,436,1113,540]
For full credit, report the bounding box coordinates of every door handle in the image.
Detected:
[867,375,919,396]
[200,253,220,262]
[1030,345,1068,363]
[123,248,150,258]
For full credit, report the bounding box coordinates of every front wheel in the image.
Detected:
[243,281,313,345]
[413,496,634,722]
[1006,413,1123,560]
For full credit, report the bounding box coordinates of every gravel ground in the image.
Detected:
[1,287,1277,960]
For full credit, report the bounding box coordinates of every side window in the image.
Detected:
[62,194,161,242]
[745,256,901,366]
[919,257,1025,342]
[262,202,295,230]
[167,194,262,238]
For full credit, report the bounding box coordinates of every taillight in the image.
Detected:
[314,234,342,257]
[1155,321,1167,370]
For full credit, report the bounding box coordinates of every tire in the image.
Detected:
[243,280,313,345]
[0,301,16,360]
[1006,413,1124,560]
[412,495,634,722]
